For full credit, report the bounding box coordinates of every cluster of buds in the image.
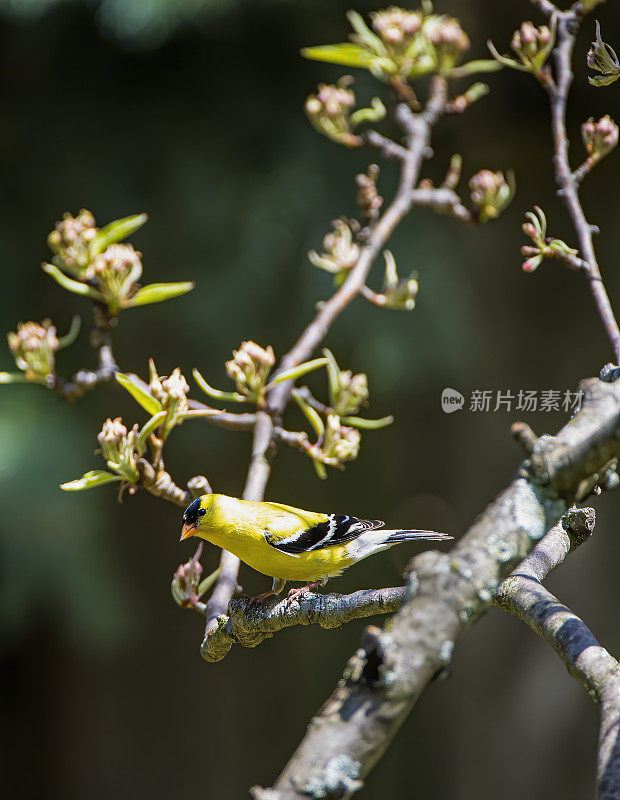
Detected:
[329,367,369,416]
[226,341,275,402]
[85,244,143,314]
[322,414,361,463]
[469,169,515,223]
[305,82,385,147]
[356,165,383,224]
[47,210,97,275]
[588,22,620,87]
[7,320,59,383]
[148,361,191,437]
[511,22,552,71]
[423,14,470,73]
[291,351,392,479]
[520,207,578,273]
[371,250,418,310]
[581,115,619,164]
[488,20,554,80]
[308,219,360,281]
[371,7,422,44]
[42,209,193,315]
[97,417,141,483]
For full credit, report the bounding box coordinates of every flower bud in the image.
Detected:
[161,368,190,428]
[371,8,423,46]
[7,320,59,382]
[47,210,97,274]
[225,341,275,401]
[305,83,360,147]
[469,169,515,223]
[308,220,360,278]
[582,115,619,161]
[424,15,470,71]
[511,21,551,67]
[86,244,143,313]
[332,370,369,416]
[356,165,383,223]
[323,414,361,463]
[171,545,204,609]
[97,417,139,482]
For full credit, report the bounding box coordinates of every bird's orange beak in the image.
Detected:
[180,522,198,541]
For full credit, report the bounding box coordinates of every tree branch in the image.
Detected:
[201,586,407,663]
[494,507,620,800]
[255,376,620,799]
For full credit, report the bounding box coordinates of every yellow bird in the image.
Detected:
[180,494,452,602]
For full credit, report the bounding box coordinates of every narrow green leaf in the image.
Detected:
[116,372,162,415]
[0,371,30,384]
[292,390,325,439]
[90,213,148,257]
[42,263,102,299]
[138,410,168,449]
[312,458,328,480]
[486,41,529,72]
[124,281,195,308]
[450,59,504,78]
[193,368,247,403]
[301,44,375,68]
[267,357,329,389]
[341,414,394,429]
[60,470,122,491]
[322,348,341,404]
[57,315,82,349]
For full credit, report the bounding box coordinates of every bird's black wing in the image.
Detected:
[268,515,384,554]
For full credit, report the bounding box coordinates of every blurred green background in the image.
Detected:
[0,1,619,798]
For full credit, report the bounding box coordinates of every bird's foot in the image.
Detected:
[285,581,325,605]
[246,590,278,608]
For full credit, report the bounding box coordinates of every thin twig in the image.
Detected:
[544,9,620,363]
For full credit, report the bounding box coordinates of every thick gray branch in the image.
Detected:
[255,377,620,799]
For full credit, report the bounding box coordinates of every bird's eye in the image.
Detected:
[199,508,206,516]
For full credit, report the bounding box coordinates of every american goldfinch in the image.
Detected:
[181,494,452,602]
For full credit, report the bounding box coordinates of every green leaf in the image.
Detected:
[301,43,375,68]
[42,263,102,299]
[266,357,329,389]
[137,410,168,449]
[486,41,529,72]
[124,281,195,308]
[292,390,325,439]
[193,368,247,403]
[57,315,82,349]
[116,372,162,415]
[322,348,341,404]
[450,59,504,78]
[341,414,394,429]
[90,213,148,257]
[60,470,122,491]
[0,371,30,383]
[312,458,328,480]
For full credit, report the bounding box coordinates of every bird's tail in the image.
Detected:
[384,529,453,543]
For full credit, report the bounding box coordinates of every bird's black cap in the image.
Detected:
[183,497,202,527]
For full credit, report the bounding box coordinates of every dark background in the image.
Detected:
[0,1,619,798]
